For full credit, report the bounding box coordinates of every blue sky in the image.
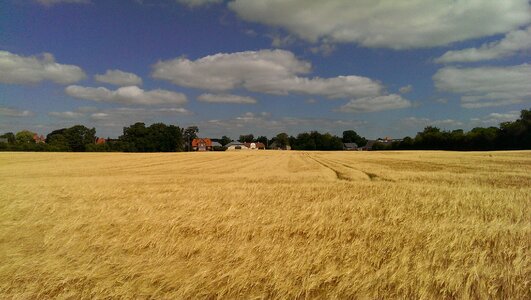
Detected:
[1,0,530,139]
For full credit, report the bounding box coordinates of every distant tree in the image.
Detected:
[256,135,268,146]
[119,122,183,152]
[342,130,367,147]
[238,134,254,143]
[46,131,70,151]
[182,126,199,151]
[0,132,16,144]
[499,109,530,149]
[275,132,290,149]
[121,122,148,152]
[467,127,500,150]
[291,131,343,150]
[63,125,96,152]
[414,126,444,149]
[220,135,232,146]
[15,130,36,144]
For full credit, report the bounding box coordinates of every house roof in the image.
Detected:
[192,138,212,147]
[211,141,222,147]
[344,143,358,148]
[225,141,244,147]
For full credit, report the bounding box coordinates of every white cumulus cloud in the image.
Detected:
[0,51,86,84]
[197,93,257,104]
[0,106,35,117]
[470,111,521,126]
[433,64,531,108]
[400,117,464,129]
[436,26,531,63]
[95,69,143,86]
[152,49,382,99]
[338,94,412,113]
[176,0,221,8]
[228,0,531,49]
[399,85,413,94]
[65,85,188,105]
[48,111,85,119]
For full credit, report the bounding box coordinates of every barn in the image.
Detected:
[225,141,248,151]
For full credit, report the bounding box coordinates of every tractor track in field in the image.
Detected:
[317,156,395,182]
[304,152,394,182]
[303,152,360,181]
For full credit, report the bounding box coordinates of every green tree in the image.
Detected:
[182,126,199,151]
[238,134,254,143]
[63,125,96,152]
[256,135,268,146]
[46,131,70,151]
[0,132,16,144]
[15,130,36,144]
[275,132,290,149]
[119,122,183,152]
[342,130,367,147]
[220,135,232,146]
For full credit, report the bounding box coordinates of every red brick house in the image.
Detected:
[192,138,213,151]
[33,134,46,143]
[95,137,106,145]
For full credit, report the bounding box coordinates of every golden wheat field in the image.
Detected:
[0,151,530,299]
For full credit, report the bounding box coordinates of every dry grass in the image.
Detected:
[0,150,530,299]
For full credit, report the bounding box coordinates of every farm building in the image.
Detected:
[95,137,106,145]
[225,141,248,151]
[192,138,213,151]
[343,143,358,150]
[243,142,266,150]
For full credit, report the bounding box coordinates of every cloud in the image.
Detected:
[0,106,34,117]
[433,64,531,108]
[44,107,191,134]
[36,0,90,6]
[48,111,84,119]
[203,111,366,137]
[197,93,257,104]
[401,117,464,129]
[89,107,190,121]
[268,33,297,48]
[152,49,383,99]
[0,51,86,84]
[153,49,310,90]
[436,26,531,63]
[309,43,336,57]
[338,94,412,113]
[95,69,143,86]
[470,111,521,126]
[65,85,188,105]
[399,85,413,94]
[176,0,221,8]
[228,0,531,49]
[243,29,257,37]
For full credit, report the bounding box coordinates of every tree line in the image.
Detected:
[373,109,530,151]
[1,109,529,152]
